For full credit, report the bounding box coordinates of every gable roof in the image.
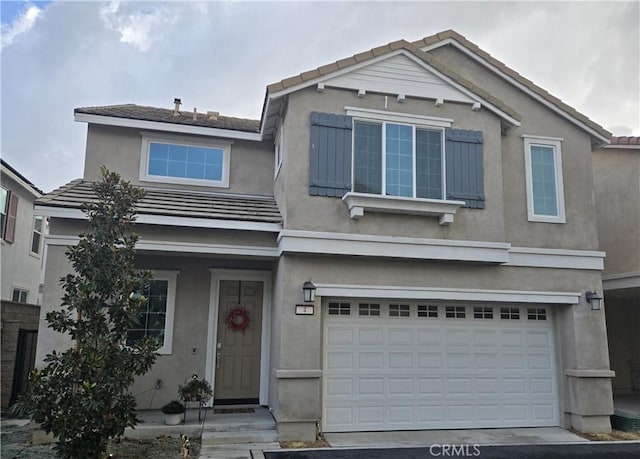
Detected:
[75,104,260,132]
[36,180,282,227]
[75,104,261,141]
[413,30,610,143]
[262,39,521,137]
[610,136,640,146]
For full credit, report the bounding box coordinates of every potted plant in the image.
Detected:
[161,400,185,425]
[178,374,213,403]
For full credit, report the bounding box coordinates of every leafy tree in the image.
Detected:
[19,167,159,458]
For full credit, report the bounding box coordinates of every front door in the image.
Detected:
[215,280,263,404]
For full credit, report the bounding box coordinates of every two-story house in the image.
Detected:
[1,159,45,407]
[34,30,614,440]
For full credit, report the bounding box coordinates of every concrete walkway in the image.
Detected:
[323,427,585,448]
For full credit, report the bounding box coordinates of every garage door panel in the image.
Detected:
[323,303,559,432]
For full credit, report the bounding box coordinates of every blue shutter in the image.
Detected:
[309,112,353,197]
[445,128,485,209]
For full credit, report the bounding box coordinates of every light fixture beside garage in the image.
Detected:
[585,291,603,310]
[302,279,316,302]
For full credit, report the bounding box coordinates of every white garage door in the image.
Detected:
[323,302,559,432]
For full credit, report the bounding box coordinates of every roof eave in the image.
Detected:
[418,37,611,145]
[74,113,262,141]
[0,160,43,197]
[263,48,521,133]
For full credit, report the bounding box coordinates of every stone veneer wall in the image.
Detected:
[1,301,40,409]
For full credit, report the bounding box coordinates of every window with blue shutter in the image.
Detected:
[445,128,485,209]
[309,112,353,197]
[309,112,484,210]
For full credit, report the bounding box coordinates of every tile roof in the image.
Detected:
[37,180,282,224]
[266,39,521,123]
[610,136,640,146]
[75,104,260,133]
[412,30,610,140]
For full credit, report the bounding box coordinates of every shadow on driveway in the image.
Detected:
[266,443,640,458]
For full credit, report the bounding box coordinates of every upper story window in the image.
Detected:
[274,126,284,178]
[31,216,44,256]
[0,187,8,238]
[140,134,230,188]
[309,110,485,225]
[523,136,565,223]
[354,121,444,199]
[1,187,17,243]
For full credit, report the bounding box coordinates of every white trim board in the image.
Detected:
[507,247,604,270]
[314,283,580,304]
[277,230,605,270]
[278,229,510,263]
[45,235,279,258]
[602,272,640,291]
[1,166,42,199]
[35,205,282,233]
[206,269,272,406]
[264,49,521,131]
[420,38,609,145]
[74,113,262,141]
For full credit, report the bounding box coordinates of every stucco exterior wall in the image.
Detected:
[592,147,640,276]
[428,45,600,251]
[281,87,507,242]
[83,124,275,197]
[270,254,612,437]
[1,174,44,305]
[35,243,275,410]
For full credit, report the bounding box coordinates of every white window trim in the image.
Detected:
[11,286,29,303]
[523,135,566,223]
[140,270,178,355]
[349,111,450,201]
[274,125,283,179]
[345,106,453,128]
[30,215,43,257]
[139,133,231,188]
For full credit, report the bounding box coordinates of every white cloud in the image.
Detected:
[99,1,176,52]
[1,4,41,48]
[0,1,638,193]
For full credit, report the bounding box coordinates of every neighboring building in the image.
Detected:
[1,159,44,408]
[35,30,615,439]
[593,137,640,395]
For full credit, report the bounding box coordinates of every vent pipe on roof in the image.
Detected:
[207,111,219,121]
[193,108,197,121]
[173,98,182,116]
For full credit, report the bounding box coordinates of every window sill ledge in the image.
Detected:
[342,192,466,225]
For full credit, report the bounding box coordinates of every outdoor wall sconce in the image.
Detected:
[302,279,316,303]
[585,291,603,310]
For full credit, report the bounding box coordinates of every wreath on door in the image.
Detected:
[226,307,250,332]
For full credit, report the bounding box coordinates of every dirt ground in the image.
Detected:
[572,429,640,442]
[0,422,201,459]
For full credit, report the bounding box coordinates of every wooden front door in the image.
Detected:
[215,280,263,403]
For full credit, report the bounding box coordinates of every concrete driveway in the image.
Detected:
[322,427,585,447]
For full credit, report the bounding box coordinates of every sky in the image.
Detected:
[1,0,638,192]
